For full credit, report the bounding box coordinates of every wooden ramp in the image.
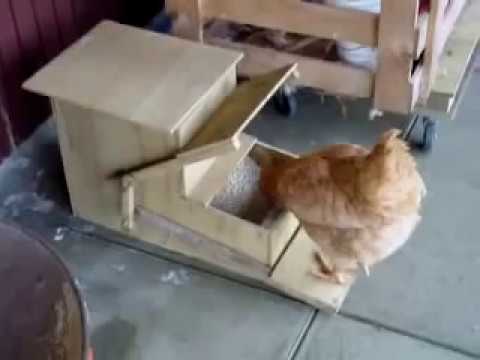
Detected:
[270,229,353,312]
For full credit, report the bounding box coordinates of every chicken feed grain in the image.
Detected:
[211,156,271,225]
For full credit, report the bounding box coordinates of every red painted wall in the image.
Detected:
[0,0,162,160]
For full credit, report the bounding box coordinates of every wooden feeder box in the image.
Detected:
[25,21,354,311]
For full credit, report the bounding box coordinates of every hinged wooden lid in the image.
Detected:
[178,64,298,163]
[23,20,242,134]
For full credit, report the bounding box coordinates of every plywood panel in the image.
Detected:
[140,170,272,265]
[24,21,242,133]
[51,99,176,229]
[186,65,297,150]
[186,135,256,205]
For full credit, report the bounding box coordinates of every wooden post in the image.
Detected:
[166,0,203,41]
[122,176,136,232]
[374,0,419,114]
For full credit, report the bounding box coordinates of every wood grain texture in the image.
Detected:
[139,158,273,266]
[202,0,378,47]
[51,99,175,229]
[374,0,419,114]
[186,64,297,150]
[181,157,217,198]
[185,135,256,206]
[135,207,271,278]
[415,12,430,58]
[419,0,450,104]
[24,21,242,133]
[176,67,238,148]
[178,138,241,165]
[206,37,373,98]
[421,0,477,113]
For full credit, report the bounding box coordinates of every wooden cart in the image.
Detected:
[166,0,480,148]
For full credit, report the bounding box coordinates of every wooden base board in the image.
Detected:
[126,212,353,312]
[135,207,271,279]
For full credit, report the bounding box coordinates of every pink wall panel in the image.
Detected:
[0,0,160,160]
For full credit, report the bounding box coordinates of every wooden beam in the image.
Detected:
[374,0,419,114]
[203,0,378,47]
[207,37,373,98]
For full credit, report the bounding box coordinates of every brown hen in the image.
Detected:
[261,129,426,284]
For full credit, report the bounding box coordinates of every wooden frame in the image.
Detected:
[167,0,475,115]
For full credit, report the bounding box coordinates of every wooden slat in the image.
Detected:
[423,0,480,114]
[415,12,430,58]
[411,65,425,111]
[420,0,468,104]
[420,0,452,104]
[186,64,297,150]
[374,0,419,114]
[203,0,378,47]
[207,37,373,98]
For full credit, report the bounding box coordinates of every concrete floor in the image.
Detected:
[2,57,480,359]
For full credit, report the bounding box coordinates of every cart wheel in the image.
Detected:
[402,114,437,152]
[419,117,437,151]
[274,85,297,117]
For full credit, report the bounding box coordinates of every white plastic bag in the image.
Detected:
[325,0,380,71]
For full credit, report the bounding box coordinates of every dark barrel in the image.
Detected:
[0,222,88,360]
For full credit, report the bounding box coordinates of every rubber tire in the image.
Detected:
[419,117,437,152]
[274,86,297,117]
